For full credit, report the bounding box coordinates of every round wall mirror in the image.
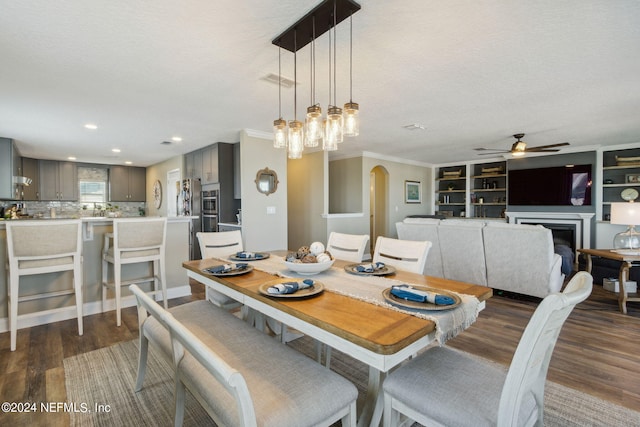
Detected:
[255,167,279,196]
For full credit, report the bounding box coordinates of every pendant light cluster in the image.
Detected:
[272,0,361,159]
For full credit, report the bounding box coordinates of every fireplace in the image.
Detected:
[505,211,595,254]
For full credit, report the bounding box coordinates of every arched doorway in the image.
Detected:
[369,165,389,255]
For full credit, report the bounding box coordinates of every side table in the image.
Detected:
[578,248,640,314]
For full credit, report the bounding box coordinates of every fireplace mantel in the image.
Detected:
[505,211,595,251]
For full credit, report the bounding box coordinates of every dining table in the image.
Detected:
[182,251,492,427]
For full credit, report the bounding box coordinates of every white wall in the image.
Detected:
[146,156,183,217]
[240,130,288,251]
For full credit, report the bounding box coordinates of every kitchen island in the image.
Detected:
[0,216,194,333]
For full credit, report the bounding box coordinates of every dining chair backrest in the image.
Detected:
[326,232,370,263]
[372,236,431,274]
[197,231,244,259]
[497,271,592,425]
[382,271,593,427]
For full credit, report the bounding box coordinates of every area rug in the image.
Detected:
[64,337,640,426]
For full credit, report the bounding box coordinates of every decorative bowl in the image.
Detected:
[283,259,335,275]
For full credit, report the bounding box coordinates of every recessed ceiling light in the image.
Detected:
[172,136,182,142]
[112,148,121,153]
[125,161,132,165]
[402,123,427,131]
[68,156,76,160]
[84,123,98,130]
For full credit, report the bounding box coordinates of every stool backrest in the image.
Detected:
[113,217,167,250]
[7,219,82,260]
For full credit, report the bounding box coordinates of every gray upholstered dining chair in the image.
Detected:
[382,271,593,427]
[6,219,84,351]
[326,231,370,262]
[372,236,431,274]
[102,217,167,327]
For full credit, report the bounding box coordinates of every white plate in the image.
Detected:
[258,278,325,298]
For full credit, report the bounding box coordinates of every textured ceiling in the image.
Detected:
[0,0,639,167]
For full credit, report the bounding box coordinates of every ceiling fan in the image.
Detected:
[475,133,570,157]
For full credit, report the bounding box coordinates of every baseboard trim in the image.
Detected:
[0,285,193,333]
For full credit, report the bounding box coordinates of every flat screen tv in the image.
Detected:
[508,164,592,206]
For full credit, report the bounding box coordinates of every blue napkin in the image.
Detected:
[355,262,385,273]
[206,263,248,274]
[235,251,264,259]
[390,285,455,305]
[267,279,315,295]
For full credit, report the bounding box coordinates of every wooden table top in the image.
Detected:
[183,255,492,356]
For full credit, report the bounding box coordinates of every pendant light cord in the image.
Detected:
[349,11,353,103]
[278,46,282,119]
[294,29,297,121]
[333,0,337,107]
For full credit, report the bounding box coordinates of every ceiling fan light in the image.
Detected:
[273,118,287,148]
[305,105,322,147]
[343,101,359,137]
[288,120,304,159]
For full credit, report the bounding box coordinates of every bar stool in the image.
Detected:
[6,219,84,351]
[102,217,167,326]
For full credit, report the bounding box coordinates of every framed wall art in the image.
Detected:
[405,180,422,203]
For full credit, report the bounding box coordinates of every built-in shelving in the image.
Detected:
[601,148,640,221]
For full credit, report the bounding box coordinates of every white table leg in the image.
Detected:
[357,367,387,427]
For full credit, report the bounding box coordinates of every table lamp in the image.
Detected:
[610,202,640,249]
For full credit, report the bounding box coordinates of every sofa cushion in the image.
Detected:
[396,221,444,277]
[482,222,563,298]
[437,221,488,286]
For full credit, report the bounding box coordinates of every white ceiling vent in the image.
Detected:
[402,123,427,131]
[261,73,296,88]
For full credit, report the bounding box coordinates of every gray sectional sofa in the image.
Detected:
[396,218,564,298]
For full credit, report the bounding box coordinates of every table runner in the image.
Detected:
[230,255,481,344]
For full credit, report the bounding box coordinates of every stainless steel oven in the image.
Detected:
[202,213,218,232]
[202,189,219,232]
[202,190,218,215]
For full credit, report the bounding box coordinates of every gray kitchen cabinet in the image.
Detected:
[185,149,203,180]
[201,144,219,184]
[109,165,146,201]
[39,160,78,201]
[21,157,40,201]
[0,137,20,200]
[233,142,241,199]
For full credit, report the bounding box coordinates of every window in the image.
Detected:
[78,167,108,204]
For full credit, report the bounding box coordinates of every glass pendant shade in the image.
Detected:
[610,202,640,249]
[305,105,322,147]
[273,118,287,148]
[343,102,359,137]
[327,105,344,143]
[287,120,304,159]
[323,119,338,151]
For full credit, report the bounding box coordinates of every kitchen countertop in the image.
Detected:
[0,215,198,228]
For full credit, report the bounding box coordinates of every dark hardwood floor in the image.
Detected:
[1,278,639,426]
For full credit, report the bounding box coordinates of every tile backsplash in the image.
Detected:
[1,200,147,218]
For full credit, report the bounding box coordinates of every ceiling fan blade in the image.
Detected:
[477,151,509,155]
[525,142,570,152]
[474,147,510,152]
[525,148,562,153]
